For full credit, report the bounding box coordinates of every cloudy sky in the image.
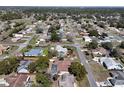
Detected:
[0,0,123,6]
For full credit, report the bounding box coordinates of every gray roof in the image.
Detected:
[51,64,58,76]
[100,57,123,70]
[59,73,75,87]
[109,79,124,86]
[109,71,124,86]
[17,60,31,73]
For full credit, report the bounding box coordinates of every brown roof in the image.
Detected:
[5,74,29,87]
[54,60,71,72]
[119,48,124,54]
[79,32,89,36]
[0,44,6,51]
[92,47,107,55]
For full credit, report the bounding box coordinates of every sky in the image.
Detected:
[0,0,124,6]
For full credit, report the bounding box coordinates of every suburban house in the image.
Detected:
[99,57,124,70]
[58,73,75,87]
[83,36,92,42]
[14,52,23,57]
[92,47,108,56]
[11,37,21,42]
[17,60,32,74]
[13,33,24,38]
[11,33,24,42]
[0,44,7,55]
[79,32,89,36]
[24,48,43,57]
[55,45,68,58]
[107,71,124,87]
[51,60,71,76]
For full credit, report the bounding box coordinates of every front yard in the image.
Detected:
[89,61,110,82]
[76,75,90,87]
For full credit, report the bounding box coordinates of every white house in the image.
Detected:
[83,36,92,42]
[11,37,21,42]
[13,33,23,38]
[55,45,68,57]
[99,57,124,70]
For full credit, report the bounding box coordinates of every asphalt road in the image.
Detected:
[75,44,97,87]
[70,27,97,87]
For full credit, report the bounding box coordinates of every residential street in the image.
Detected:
[75,45,97,87]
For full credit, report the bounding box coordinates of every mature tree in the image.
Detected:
[28,62,36,73]
[28,56,50,73]
[110,48,121,58]
[68,62,87,81]
[52,74,59,81]
[102,42,113,50]
[97,21,106,28]
[120,41,124,49]
[101,33,108,38]
[36,56,49,73]
[88,30,99,37]
[88,40,98,49]
[36,27,43,34]
[36,73,52,87]
[66,34,73,42]
[50,31,60,42]
[0,61,10,75]
[27,45,33,49]
[0,57,19,75]
[7,57,19,72]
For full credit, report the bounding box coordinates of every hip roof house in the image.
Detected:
[99,57,124,70]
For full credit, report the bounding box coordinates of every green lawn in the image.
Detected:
[21,47,29,53]
[43,48,49,56]
[77,75,90,87]
[29,35,38,45]
[25,33,33,36]
[17,40,26,43]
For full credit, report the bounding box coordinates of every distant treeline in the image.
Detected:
[1,7,124,21]
[22,7,124,14]
[1,6,124,14]
[0,6,124,14]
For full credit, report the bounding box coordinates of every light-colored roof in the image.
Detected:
[59,73,75,87]
[109,79,124,86]
[100,57,117,65]
[17,60,31,73]
[100,57,123,70]
[56,45,67,53]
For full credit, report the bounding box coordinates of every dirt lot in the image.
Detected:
[89,61,110,82]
